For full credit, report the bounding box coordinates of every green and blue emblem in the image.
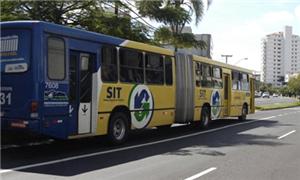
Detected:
[211,89,221,119]
[129,85,153,129]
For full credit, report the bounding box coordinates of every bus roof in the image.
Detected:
[1,20,173,56]
[192,55,253,74]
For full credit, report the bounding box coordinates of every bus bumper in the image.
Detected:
[1,118,40,132]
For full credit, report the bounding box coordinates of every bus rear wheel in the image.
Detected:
[200,107,210,128]
[108,112,129,144]
[238,105,247,121]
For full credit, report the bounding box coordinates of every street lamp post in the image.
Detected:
[221,54,233,64]
[234,57,248,65]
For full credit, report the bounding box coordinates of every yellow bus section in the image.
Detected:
[193,56,225,121]
[96,57,176,135]
[96,52,254,135]
[96,83,176,135]
[192,55,253,120]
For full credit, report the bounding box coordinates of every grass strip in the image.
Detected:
[256,101,300,111]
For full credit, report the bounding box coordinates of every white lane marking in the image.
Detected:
[261,116,276,120]
[184,167,217,180]
[278,130,296,139]
[0,120,259,174]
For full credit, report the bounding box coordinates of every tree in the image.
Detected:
[0,0,150,42]
[136,0,211,50]
[288,74,300,96]
[0,1,94,24]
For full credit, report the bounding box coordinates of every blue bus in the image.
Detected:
[1,21,130,141]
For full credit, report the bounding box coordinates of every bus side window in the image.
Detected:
[47,37,65,80]
[101,46,117,82]
[165,56,173,85]
[232,71,240,90]
[195,62,201,87]
[119,48,144,83]
[212,66,222,88]
[201,64,212,87]
[241,73,249,91]
[145,53,164,85]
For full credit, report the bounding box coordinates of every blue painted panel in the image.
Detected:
[0,28,37,120]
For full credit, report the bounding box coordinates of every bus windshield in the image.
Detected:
[0,29,31,73]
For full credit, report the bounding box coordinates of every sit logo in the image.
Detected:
[129,85,154,129]
[211,89,221,119]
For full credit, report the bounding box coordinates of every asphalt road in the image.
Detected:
[255,96,298,106]
[1,107,300,180]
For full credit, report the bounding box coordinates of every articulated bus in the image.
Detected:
[0,21,255,144]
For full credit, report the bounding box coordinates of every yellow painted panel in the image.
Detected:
[96,113,110,135]
[98,82,176,130]
[193,107,201,121]
[122,40,174,56]
[148,110,175,127]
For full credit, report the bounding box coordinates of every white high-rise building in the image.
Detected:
[262,26,300,87]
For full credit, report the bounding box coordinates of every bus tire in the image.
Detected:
[238,105,247,121]
[108,112,129,144]
[200,107,210,128]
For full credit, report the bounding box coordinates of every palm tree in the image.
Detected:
[136,0,212,51]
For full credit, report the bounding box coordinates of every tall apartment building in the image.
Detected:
[262,26,300,87]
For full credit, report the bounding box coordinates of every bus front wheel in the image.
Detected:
[200,107,211,128]
[238,105,247,121]
[108,112,129,144]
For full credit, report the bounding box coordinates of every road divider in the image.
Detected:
[256,102,300,111]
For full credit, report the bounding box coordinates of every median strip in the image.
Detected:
[256,102,300,111]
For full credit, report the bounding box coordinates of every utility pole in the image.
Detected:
[221,54,233,64]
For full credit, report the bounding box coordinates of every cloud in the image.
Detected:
[261,11,294,25]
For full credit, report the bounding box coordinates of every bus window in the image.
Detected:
[145,53,164,85]
[241,73,249,91]
[212,67,222,88]
[101,46,117,82]
[119,48,143,83]
[201,64,212,87]
[47,37,65,80]
[232,71,241,90]
[165,56,173,85]
[195,62,201,87]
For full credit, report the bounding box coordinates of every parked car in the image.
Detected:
[255,91,262,98]
[272,93,278,97]
[262,92,270,98]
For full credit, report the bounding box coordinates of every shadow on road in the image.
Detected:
[1,118,290,176]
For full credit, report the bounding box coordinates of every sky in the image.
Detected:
[189,0,300,72]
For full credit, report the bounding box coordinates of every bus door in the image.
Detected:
[223,73,231,116]
[69,51,94,134]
